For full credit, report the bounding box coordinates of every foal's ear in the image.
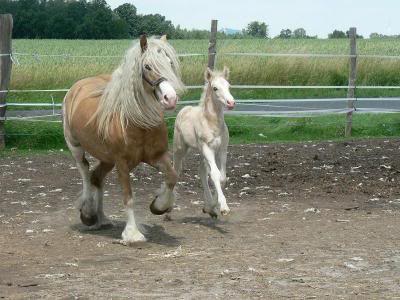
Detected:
[160,34,167,42]
[205,67,213,81]
[140,34,148,53]
[223,66,230,80]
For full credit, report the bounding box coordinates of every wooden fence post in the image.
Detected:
[0,14,13,149]
[345,27,357,137]
[208,20,218,70]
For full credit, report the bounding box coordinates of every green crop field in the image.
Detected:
[8,38,400,103]
[3,38,400,150]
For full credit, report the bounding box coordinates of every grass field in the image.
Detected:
[4,113,400,151]
[8,38,400,104]
[3,38,400,150]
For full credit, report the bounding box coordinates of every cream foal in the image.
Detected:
[173,67,235,218]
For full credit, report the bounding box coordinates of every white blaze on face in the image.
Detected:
[158,81,177,110]
[214,77,235,110]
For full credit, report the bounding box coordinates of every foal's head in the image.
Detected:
[139,34,185,110]
[205,67,235,110]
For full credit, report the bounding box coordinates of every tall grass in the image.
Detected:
[8,38,400,105]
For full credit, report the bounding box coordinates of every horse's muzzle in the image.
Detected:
[161,96,178,110]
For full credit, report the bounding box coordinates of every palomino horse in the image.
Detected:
[172,67,235,218]
[63,35,185,244]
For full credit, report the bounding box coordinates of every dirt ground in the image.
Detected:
[1,140,400,299]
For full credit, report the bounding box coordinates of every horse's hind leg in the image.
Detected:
[161,132,188,220]
[65,140,97,226]
[89,161,114,229]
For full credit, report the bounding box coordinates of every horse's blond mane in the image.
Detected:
[93,38,184,140]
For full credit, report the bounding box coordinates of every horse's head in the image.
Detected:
[140,34,184,110]
[205,66,235,110]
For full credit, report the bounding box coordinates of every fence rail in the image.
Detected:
[3,84,400,95]
[2,51,400,60]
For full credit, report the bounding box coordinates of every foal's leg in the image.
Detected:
[172,129,189,177]
[202,144,230,216]
[66,140,97,226]
[150,153,178,215]
[199,158,219,218]
[217,126,229,189]
[88,161,114,229]
[116,161,146,243]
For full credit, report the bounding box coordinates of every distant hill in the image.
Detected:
[220,28,241,35]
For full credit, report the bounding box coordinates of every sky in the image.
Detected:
[107,0,400,38]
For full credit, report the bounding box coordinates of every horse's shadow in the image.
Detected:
[179,216,229,235]
[70,221,182,247]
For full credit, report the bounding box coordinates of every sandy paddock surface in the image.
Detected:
[0,140,400,299]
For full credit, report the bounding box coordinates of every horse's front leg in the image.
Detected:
[202,144,230,216]
[150,153,177,216]
[116,161,146,243]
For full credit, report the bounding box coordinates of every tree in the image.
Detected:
[278,29,292,39]
[370,32,382,39]
[328,30,346,39]
[245,21,268,38]
[293,28,307,39]
[114,3,139,37]
[138,14,174,37]
[76,0,129,39]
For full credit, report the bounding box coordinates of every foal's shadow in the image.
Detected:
[70,221,182,247]
[179,216,229,235]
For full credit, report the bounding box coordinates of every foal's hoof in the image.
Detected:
[220,208,231,216]
[150,197,171,215]
[80,210,98,226]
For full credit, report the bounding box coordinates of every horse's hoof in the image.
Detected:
[203,208,218,219]
[121,228,147,245]
[150,197,170,215]
[80,210,98,226]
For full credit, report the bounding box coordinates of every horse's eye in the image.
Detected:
[213,87,218,91]
[145,64,152,71]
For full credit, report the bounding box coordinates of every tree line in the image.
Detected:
[0,0,395,39]
[0,0,174,39]
[0,0,255,39]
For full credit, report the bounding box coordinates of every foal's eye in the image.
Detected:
[145,64,152,71]
[213,87,218,91]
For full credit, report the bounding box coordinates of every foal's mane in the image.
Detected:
[94,38,184,140]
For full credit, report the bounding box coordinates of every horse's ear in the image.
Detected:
[223,66,230,80]
[140,34,148,53]
[205,67,213,81]
[160,34,167,42]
